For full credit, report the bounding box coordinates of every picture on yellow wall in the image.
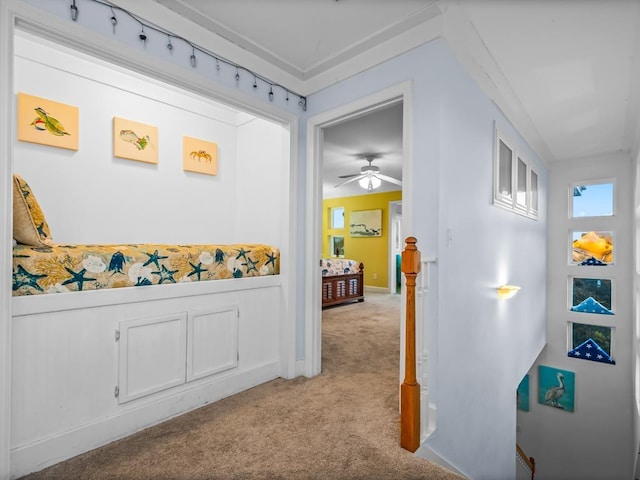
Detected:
[17,93,79,151]
[350,209,382,237]
[113,117,158,164]
[182,136,218,175]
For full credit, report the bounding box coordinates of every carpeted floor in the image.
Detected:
[21,292,463,480]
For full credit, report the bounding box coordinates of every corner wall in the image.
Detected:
[518,153,634,479]
[307,38,547,479]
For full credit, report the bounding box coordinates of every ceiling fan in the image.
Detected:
[334,155,402,191]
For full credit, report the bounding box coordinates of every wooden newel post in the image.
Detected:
[401,236,421,452]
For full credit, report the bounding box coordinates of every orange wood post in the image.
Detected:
[400,236,421,452]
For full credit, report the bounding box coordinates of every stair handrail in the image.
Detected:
[516,443,535,480]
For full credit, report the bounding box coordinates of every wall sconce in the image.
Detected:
[497,284,520,299]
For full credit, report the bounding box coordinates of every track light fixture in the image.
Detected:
[70,0,78,21]
[62,0,307,110]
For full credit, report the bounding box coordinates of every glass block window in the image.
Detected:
[570,277,613,315]
[571,182,613,218]
[571,231,613,265]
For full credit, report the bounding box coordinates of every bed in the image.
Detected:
[11,174,279,296]
[321,258,364,307]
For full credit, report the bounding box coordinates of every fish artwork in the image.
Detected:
[30,107,70,136]
[119,129,151,150]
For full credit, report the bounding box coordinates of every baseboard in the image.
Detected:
[364,285,390,293]
[415,443,469,479]
[294,360,306,377]
[10,361,280,479]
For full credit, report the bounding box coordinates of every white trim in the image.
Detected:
[0,3,15,478]
[305,82,413,378]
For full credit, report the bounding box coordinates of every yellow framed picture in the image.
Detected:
[182,136,218,175]
[17,93,79,151]
[113,117,158,164]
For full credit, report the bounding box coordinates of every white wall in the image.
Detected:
[13,31,287,246]
[518,154,634,480]
[307,38,548,479]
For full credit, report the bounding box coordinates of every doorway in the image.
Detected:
[305,82,412,377]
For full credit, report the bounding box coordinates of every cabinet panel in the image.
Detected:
[118,312,187,403]
[187,306,239,382]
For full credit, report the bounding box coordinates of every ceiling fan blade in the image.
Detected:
[334,174,365,188]
[376,173,402,186]
[338,173,360,179]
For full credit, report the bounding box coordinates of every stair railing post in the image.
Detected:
[401,236,421,452]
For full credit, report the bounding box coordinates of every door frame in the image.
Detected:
[304,82,413,377]
[388,200,403,294]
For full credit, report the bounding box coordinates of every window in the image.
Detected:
[571,230,613,265]
[493,127,538,219]
[330,235,344,258]
[571,181,614,218]
[568,322,615,364]
[570,277,613,315]
[330,207,344,229]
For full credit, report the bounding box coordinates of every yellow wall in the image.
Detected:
[323,190,402,289]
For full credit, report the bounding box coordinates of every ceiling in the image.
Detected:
[155,0,640,197]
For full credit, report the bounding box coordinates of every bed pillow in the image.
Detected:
[13,174,53,246]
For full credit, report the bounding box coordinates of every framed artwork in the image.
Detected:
[17,93,79,151]
[113,117,158,164]
[350,209,382,237]
[538,365,575,412]
[182,136,218,175]
[517,374,530,412]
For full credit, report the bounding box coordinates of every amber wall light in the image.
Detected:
[497,284,521,299]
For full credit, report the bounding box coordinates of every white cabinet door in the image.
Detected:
[187,306,239,382]
[118,312,187,403]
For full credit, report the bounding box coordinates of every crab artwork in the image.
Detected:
[190,150,212,163]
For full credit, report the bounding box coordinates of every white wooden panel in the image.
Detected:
[118,312,187,403]
[187,306,239,381]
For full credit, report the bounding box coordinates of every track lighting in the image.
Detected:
[62,0,307,109]
[110,8,117,34]
[70,0,78,21]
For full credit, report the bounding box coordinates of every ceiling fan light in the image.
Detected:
[358,175,381,190]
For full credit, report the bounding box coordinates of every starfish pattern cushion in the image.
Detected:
[12,174,53,246]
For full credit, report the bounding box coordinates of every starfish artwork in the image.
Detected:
[242,257,259,274]
[187,262,207,281]
[62,267,97,291]
[13,265,46,292]
[143,249,169,269]
[265,252,277,268]
[235,247,251,261]
[153,265,178,284]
